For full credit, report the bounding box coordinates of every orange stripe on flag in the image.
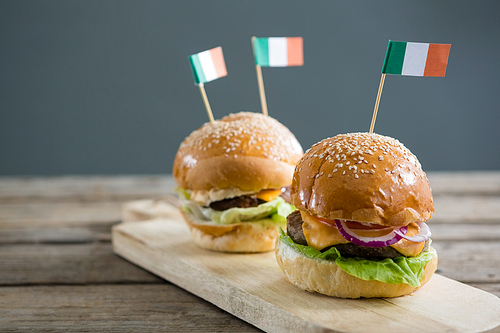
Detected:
[286,37,303,66]
[210,47,227,78]
[424,44,450,77]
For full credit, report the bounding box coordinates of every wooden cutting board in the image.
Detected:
[112,216,500,333]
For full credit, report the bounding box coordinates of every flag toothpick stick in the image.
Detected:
[198,83,215,123]
[369,73,386,134]
[188,46,228,123]
[255,63,269,116]
[252,37,269,116]
[252,36,304,116]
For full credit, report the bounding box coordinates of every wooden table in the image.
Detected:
[1,173,500,332]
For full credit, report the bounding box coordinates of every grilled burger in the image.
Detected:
[276,132,437,298]
[173,112,303,252]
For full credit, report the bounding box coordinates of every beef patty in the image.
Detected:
[209,187,291,211]
[209,196,265,211]
[286,210,429,259]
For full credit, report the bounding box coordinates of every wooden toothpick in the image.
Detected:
[252,36,269,116]
[369,73,386,134]
[198,83,214,123]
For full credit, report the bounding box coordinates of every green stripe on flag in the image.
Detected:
[382,41,407,75]
[254,38,270,66]
[189,54,206,84]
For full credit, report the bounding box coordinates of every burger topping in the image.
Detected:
[300,211,350,250]
[209,196,265,211]
[297,210,429,257]
[394,221,431,243]
[191,188,255,206]
[192,187,287,207]
[208,187,288,211]
[255,188,284,202]
[334,219,407,248]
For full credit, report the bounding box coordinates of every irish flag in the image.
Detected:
[189,46,228,84]
[382,41,451,77]
[253,37,303,67]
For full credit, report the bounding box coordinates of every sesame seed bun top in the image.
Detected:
[290,132,434,226]
[173,112,304,192]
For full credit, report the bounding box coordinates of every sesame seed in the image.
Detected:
[333,169,338,173]
[346,161,350,165]
[354,174,359,179]
[378,156,384,161]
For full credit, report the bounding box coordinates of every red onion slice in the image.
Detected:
[335,220,408,248]
[393,221,431,243]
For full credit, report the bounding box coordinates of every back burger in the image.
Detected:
[174,112,303,253]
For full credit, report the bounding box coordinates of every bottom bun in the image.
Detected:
[181,210,285,253]
[275,237,438,298]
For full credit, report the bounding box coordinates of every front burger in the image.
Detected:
[173,112,303,252]
[276,132,437,298]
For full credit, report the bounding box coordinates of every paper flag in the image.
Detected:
[253,37,303,67]
[189,46,228,84]
[382,41,451,77]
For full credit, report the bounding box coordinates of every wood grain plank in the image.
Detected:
[433,240,500,284]
[432,196,500,224]
[0,242,162,285]
[0,201,121,229]
[431,223,500,241]
[428,171,500,195]
[0,284,262,332]
[0,227,100,244]
[0,176,177,203]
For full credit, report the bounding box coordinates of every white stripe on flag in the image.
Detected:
[402,42,429,76]
[269,37,288,67]
[198,50,218,82]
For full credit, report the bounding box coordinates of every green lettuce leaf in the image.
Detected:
[178,191,295,225]
[279,229,436,287]
[174,187,190,200]
[206,197,294,224]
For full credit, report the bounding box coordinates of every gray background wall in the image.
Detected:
[1,1,499,175]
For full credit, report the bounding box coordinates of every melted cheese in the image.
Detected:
[301,211,350,250]
[300,211,424,257]
[256,189,282,202]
